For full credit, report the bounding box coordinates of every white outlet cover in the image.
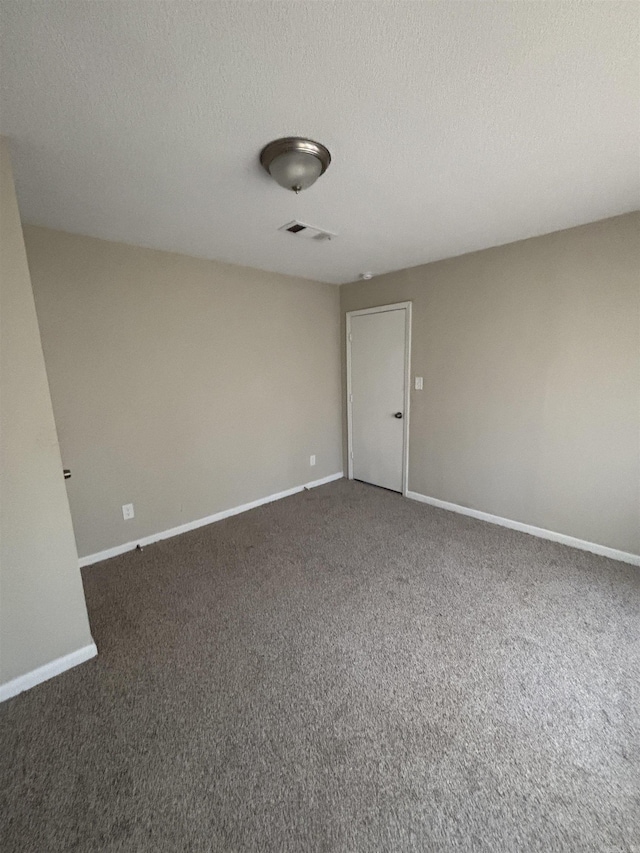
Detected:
[310,455,316,466]
[122,503,135,520]
[415,377,424,390]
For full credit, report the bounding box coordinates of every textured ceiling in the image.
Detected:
[1,1,638,285]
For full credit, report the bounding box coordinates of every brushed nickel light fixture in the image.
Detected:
[260,137,331,193]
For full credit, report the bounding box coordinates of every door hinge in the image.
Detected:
[348,332,352,342]
[349,393,353,403]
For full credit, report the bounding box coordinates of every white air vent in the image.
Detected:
[278,220,337,241]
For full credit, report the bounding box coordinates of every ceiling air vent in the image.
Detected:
[278,220,337,242]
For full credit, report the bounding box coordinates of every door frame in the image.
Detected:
[346,301,412,496]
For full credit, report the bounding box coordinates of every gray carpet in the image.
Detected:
[1,479,638,852]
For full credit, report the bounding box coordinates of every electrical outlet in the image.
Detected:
[122,503,134,520]
[310,455,316,466]
[415,376,424,390]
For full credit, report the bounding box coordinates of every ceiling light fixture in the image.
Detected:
[260,137,331,193]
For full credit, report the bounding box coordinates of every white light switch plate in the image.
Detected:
[415,376,424,390]
[310,455,316,466]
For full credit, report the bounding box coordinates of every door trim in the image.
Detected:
[346,302,412,496]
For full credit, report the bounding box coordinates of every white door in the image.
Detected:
[348,305,410,493]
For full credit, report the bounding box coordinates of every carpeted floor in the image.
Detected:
[1,479,638,852]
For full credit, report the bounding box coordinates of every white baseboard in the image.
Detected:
[0,642,98,703]
[79,472,344,568]
[406,491,640,567]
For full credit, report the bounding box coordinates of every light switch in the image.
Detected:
[415,376,424,390]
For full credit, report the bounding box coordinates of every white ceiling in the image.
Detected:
[1,1,638,285]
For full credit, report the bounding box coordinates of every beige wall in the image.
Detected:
[341,213,640,555]
[0,141,94,686]
[24,227,343,559]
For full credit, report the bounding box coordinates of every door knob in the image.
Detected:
[394,412,403,419]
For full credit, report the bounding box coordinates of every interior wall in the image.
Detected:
[24,226,343,559]
[0,140,94,686]
[341,213,640,556]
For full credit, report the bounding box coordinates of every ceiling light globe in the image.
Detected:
[268,150,323,193]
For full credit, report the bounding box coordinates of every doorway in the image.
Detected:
[346,302,411,494]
